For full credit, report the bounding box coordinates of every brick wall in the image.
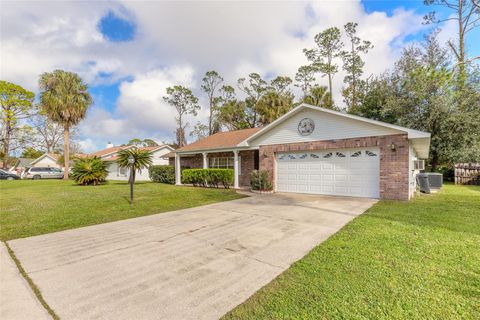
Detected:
[259,134,409,200]
[169,150,257,187]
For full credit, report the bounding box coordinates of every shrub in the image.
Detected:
[71,156,108,186]
[149,165,175,184]
[182,169,233,188]
[250,170,272,191]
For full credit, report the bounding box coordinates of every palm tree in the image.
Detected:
[117,148,153,184]
[39,70,92,179]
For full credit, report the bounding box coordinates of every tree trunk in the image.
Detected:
[2,122,11,169]
[63,127,70,180]
[328,72,333,107]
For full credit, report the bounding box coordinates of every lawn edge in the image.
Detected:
[3,241,60,320]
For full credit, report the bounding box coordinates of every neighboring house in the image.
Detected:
[29,153,61,169]
[90,144,174,181]
[169,103,431,200]
[12,158,35,171]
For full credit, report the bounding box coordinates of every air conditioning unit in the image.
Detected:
[427,172,443,189]
[414,160,425,171]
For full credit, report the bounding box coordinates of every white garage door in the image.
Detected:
[276,148,380,198]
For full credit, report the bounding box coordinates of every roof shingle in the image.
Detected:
[175,127,261,152]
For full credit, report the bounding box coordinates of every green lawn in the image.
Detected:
[0,180,244,241]
[223,184,480,320]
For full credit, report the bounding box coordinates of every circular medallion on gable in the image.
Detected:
[298,118,315,136]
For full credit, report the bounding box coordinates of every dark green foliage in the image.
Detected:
[149,165,175,184]
[71,156,108,186]
[182,169,233,188]
[250,170,272,191]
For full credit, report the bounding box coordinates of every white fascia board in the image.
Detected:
[239,103,430,147]
[176,146,259,155]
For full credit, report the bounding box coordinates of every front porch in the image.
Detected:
[171,150,259,188]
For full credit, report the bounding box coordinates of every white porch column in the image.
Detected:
[175,153,182,185]
[233,150,239,189]
[202,152,208,169]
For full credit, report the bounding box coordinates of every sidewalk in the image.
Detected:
[0,242,51,320]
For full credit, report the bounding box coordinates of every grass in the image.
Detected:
[223,184,480,320]
[0,179,244,241]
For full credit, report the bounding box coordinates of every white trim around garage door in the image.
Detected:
[275,147,380,198]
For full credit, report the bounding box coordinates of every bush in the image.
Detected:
[149,165,175,184]
[250,170,272,191]
[71,157,108,186]
[182,169,233,188]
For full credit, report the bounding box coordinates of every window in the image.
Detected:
[336,152,346,158]
[323,152,333,158]
[209,157,241,174]
[310,153,320,159]
[278,154,286,160]
[366,150,377,157]
[299,154,308,159]
[118,166,128,177]
[351,151,362,157]
[288,154,296,160]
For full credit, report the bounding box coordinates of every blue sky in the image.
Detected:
[1,0,478,152]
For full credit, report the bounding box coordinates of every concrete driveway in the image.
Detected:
[9,193,376,320]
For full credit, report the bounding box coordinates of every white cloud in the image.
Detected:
[1,0,433,150]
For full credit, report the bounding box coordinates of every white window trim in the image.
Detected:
[208,156,241,175]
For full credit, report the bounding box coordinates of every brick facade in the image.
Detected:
[169,150,257,187]
[259,134,409,200]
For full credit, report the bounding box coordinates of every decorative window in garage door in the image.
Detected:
[299,154,308,159]
[336,152,346,158]
[310,153,320,159]
[287,154,296,160]
[351,151,362,157]
[323,152,333,158]
[278,154,286,160]
[366,150,377,157]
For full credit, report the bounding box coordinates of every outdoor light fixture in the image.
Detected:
[128,155,135,205]
[390,142,396,151]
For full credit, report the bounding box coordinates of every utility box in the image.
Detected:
[426,172,443,189]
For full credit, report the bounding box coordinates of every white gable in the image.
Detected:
[249,108,403,147]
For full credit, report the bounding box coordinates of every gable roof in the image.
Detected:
[15,158,35,168]
[30,153,60,165]
[242,103,430,145]
[91,144,174,161]
[173,104,431,158]
[90,146,133,157]
[175,127,262,152]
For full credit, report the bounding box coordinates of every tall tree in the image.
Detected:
[39,70,92,179]
[424,0,480,87]
[217,85,251,130]
[304,27,343,106]
[341,22,373,113]
[163,86,200,147]
[269,76,293,95]
[201,71,224,135]
[256,91,294,125]
[237,73,268,127]
[295,65,317,99]
[0,81,35,168]
[303,86,335,110]
[30,113,64,153]
[190,122,209,141]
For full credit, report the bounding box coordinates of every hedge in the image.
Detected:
[149,165,175,184]
[182,169,233,188]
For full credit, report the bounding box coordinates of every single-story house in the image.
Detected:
[29,153,62,169]
[169,103,430,200]
[90,144,174,181]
